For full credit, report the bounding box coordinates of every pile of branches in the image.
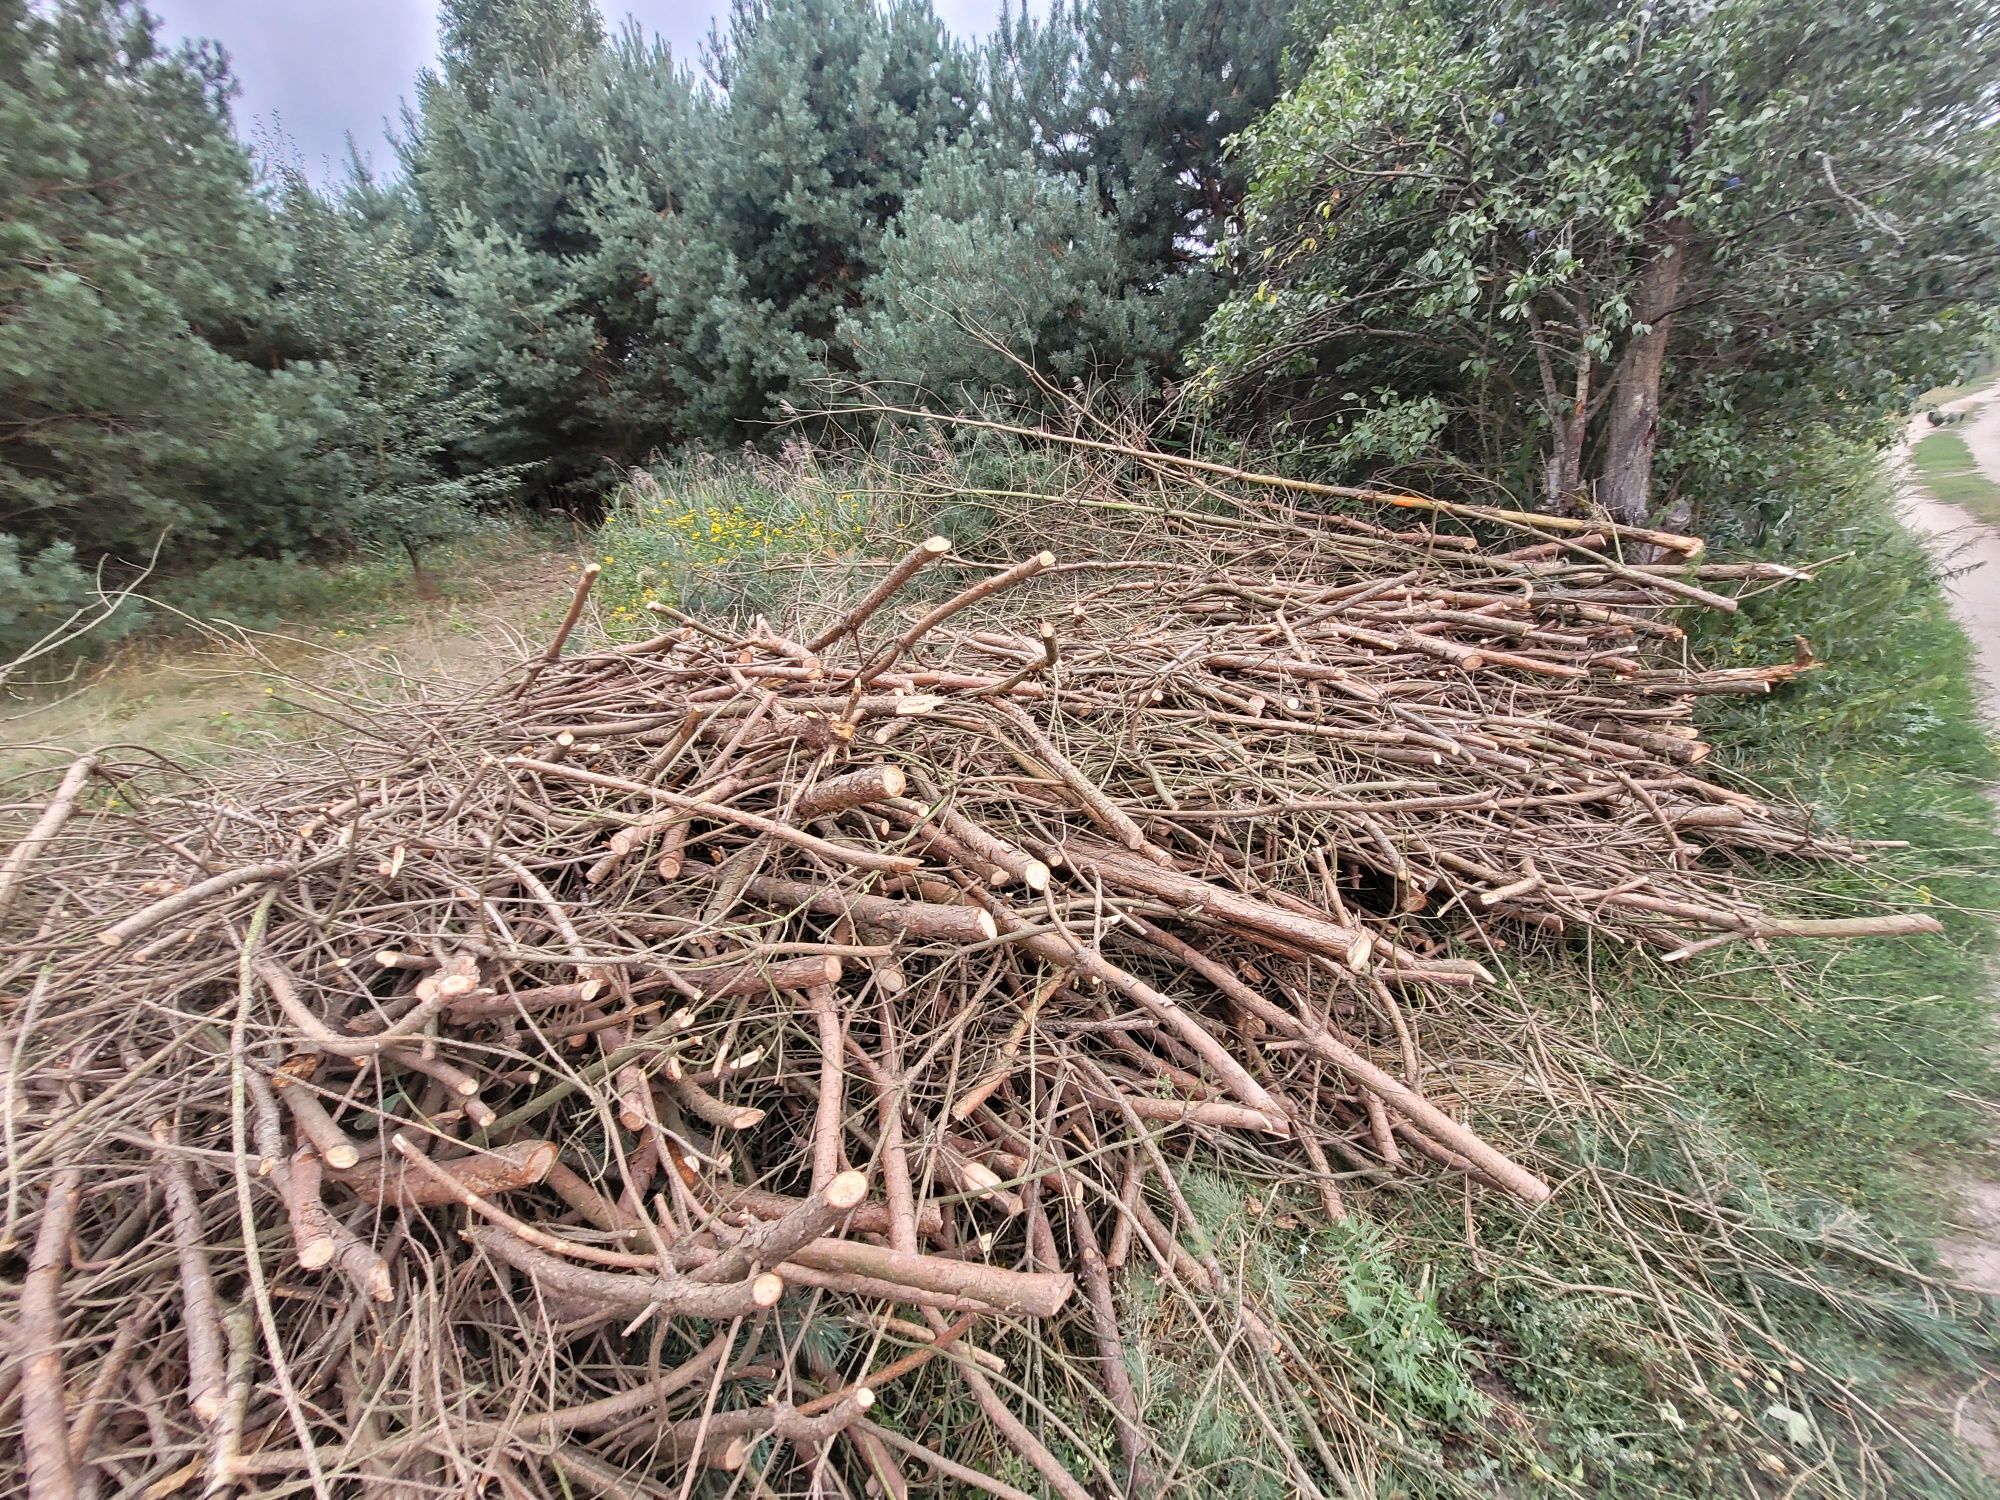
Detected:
[0,442,1940,1499]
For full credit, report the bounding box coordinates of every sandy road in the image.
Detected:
[1892,392,2000,1467]
[1898,395,2000,705]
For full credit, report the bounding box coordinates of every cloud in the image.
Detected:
[145,0,1017,179]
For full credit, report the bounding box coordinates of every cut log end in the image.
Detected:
[826,1169,869,1211]
[323,1144,360,1171]
[751,1271,785,1308]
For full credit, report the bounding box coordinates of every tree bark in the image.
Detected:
[1598,189,1694,527]
[1526,302,1592,513]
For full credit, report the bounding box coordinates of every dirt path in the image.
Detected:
[0,544,578,778]
[1893,392,2000,1464]
[1901,395,2000,706]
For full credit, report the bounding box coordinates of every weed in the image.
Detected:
[591,455,875,629]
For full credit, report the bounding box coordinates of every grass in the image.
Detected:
[1366,440,2000,1496]
[0,524,576,779]
[1452,439,2000,1492]
[590,454,877,630]
[1391,439,2000,1494]
[1912,425,2000,525]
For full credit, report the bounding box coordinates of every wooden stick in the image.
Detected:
[913,797,1050,890]
[98,861,295,947]
[852,1418,1040,1500]
[783,1237,1073,1318]
[793,765,908,820]
[274,1084,360,1170]
[851,401,1705,557]
[732,867,997,943]
[990,702,1156,856]
[716,1184,942,1242]
[1073,1216,1155,1493]
[379,1046,480,1098]
[922,1307,1094,1500]
[692,1169,867,1284]
[512,1330,735,1435]
[509,563,600,701]
[543,1162,632,1235]
[506,757,920,873]
[148,1120,228,1423]
[984,900,1285,1124]
[1079,1085,1291,1137]
[653,1390,875,1464]
[806,535,951,651]
[20,1166,83,1500]
[276,1145,339,1270]
[468,1225,781,1318]
[0,754,95,923]
[862,551,1056,684]
[805,984,848,1192]
[1128,917,1551,1204]
[329,1138,557,1208]
[664,1071,765,1132]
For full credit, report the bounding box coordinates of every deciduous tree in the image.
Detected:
[1202,0,2000,525]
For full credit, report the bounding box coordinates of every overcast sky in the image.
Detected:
[146,1,1014,180]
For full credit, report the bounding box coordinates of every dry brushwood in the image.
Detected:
[0,442,1940,1498]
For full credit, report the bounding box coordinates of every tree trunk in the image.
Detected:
[1531,312,1591,513]
[1597,216,1690,527]
[404,538,440,600]
[1544,413,1584,512]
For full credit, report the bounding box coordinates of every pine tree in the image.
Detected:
[983,0,1297,353]
[845,141,1174,401]
[0,0,351,654]
[273,166,519,589]
[405,0,720,492]
[695,0,979,411]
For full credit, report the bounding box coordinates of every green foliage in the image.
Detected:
[389,0,1295,487]
[273,167,520,570]
[985,0,1297,359]
[0,538,125,664]
[0,0,355,655]
[699,0,977,387]
[845,142,1178,399]
[1201,0,2000,523]
[590,455,872,627]
[1223,441,1999,1494]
